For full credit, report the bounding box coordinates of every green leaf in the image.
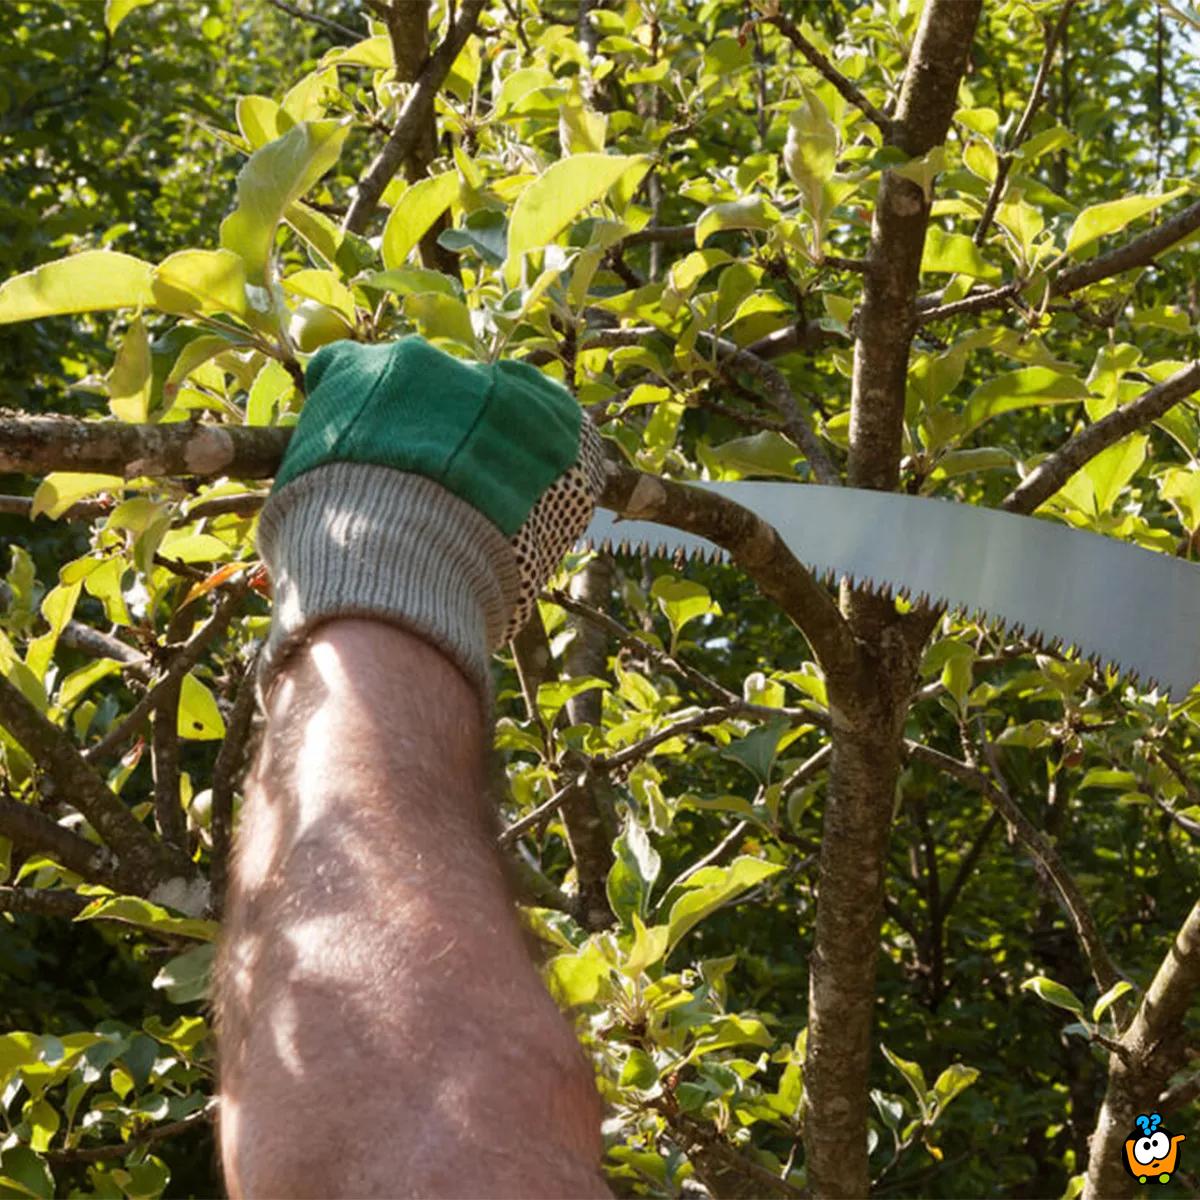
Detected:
[359,268,463,300]
[0,251,154,324]
[537,677,609,726]
[696,194,776,248]
[921,227,1002,280]
[1083,434,1147,514]
[75,896,217,942]
[178,672,226,741]
[152,249,247,317]
[619,1047,658,1089]
[505,154,650,285]
[381,171,461,270]
[621,913,669,978]
[783,89,837,224]
[402,291,478,350]
[703,431,802,479]
[1092,979,1134,1023]
[107,315,153,422]
[881,1045,929,1112]
[607,818,661,926]
[281,268,355,321]
[1065,187,1186,257]
[153,943,215,1004]
[665,856,782,953]
[104,0,156,33]
[220,120,350,288]
[1021,975,1085,1017]
[721,716,792,785]
[651,578,717,641]
[26,1098,60,1153]
[962,368,1089,434]
[246,358,294,426]
[30,473,123,520]
[930,1063,980,1117]
[236,95,284,148]
[1160,466,1200,532]
[546,942,611,1006]
[0,1146,53,1200]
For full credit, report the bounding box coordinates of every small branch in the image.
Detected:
[0,885,89,918]
[261,0,361,41]
[45,1099,217,1165]
[151,604,191,852]
[0,794,120,889]
[1052,197,1200,297]
[1002,360,1200,514]
[973,1,1077,245]
[584,326,839,485]
[594,704,744,774]
[0,494,112,522]
[342,0,487,233]
[544,588,738,705]
[916,280,1021,325]
[940,810,1001,916]
[907,735,1125,1000]
[0,680,188,892]
[184,493,268,521]
[498,773,589,848]
[84,583,248,763]
[764,13,895,142]
[1159,1071,1200,1116]
[210,651,260,914]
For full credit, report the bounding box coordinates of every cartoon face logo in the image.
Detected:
[1123,1112,1185,1184]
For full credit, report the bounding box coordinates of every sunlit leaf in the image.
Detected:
[153,249,248,317]
[0,252,154,324]
[381,171,461,270]
[1065,187,1187,257]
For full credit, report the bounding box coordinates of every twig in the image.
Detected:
[1002,360,1200,514]
[0,494,113,521]
[45,1099,217,1165]
[261,0,360,41]
[974,1,1077,245]
[151,604,191,851]
[763,13,895,142]
[210,650,261,913]
[917,280,1021,325]
[342,0,487,233]
[84,583,248,763]
[498,773,590,848]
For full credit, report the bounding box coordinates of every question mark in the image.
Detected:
[1149,1113,1162,1133]
[1136,1115,1151,1135]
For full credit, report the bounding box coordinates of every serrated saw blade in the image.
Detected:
[580,481,1200,700]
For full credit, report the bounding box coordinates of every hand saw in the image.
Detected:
[580,482,1200,701]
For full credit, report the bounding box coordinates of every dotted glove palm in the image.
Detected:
[257,336,606,705]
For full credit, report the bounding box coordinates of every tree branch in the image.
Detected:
[764,13,895,142]
[0,680,190,893]
[210,650,260,915]
[0,884,89,918]
[45,1099,217,1166]
[0,793,120,889]
[974,0,1078,245]
[84,583,248,762]
[1002,360,1200,514]
[261,0,361,41]
[342,0,486,234]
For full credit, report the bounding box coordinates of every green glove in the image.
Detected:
[256,336,606,705]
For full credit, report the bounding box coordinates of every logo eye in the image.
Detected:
[1133,1137,1157,1165]
[1149,1131,1170,1158]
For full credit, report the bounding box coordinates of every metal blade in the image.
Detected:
[581,482,1200,700]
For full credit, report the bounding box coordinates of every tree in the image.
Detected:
[0,0,1198,1196]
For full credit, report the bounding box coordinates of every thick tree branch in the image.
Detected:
[1002,360,1200,514]
[764,13,895,142]
[1086,899,1200,1199]
[0,793,120,888]
[0,411,289,478]
[342,0,486,234]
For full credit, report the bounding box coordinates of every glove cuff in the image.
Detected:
[255,462,520,709]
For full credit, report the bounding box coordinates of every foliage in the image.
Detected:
[1,0,1199,1196]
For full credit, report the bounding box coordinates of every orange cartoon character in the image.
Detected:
[1124,1112,1185,1184]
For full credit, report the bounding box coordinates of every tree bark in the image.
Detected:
[801,3,983,1195]
[1085,900,1200,1199]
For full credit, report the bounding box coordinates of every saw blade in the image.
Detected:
[580,481,1200,700]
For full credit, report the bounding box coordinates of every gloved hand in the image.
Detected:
[256,336,607,706]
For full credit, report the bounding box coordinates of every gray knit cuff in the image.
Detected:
[255,463,520,710]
